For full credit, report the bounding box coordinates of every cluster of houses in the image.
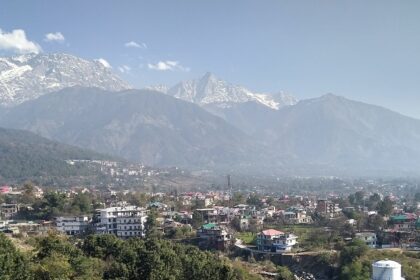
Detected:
[0,185,419,253]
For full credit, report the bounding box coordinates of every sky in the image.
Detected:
[1,0,420,118]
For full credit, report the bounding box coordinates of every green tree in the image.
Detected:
[21,181,36,204]
[192,210,204,229]
[340,260,370,280]
[367,193,381,210]
[340,239,368,265]
[145,208,161,239]
[367,214,385,231]
[82,234,124,259]
[246,194,263,208]
[414,192,420,202]
[277,266,294,280]
[0,233,31,280]
[32,252,74,280]
[230,216,241,232]
[377,197,394,216]
[231,192,247,206]
[71,193,93,214]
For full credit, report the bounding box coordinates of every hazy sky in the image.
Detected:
[1,0,419,118]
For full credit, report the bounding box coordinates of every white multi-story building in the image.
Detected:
[56,216,91,236]
[257,229,298,252]
[95,206,147,239]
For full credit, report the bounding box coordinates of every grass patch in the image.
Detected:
[236,232,257,245]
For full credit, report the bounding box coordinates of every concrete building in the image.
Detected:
[257,229,298,252]
[355,232,377,248]
[283,208,313,224]
[316,199,341,218]
[0,203,19,219]
[95,206,147,238]
[56,216,91,236]
[197,223,232,250]
[390,213,417,232]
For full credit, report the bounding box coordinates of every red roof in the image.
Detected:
[262,229,284,236]
[0,186,10,193]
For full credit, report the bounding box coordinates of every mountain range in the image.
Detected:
[0,53,131,106]
[1,52,420,176]
[0,87,267,169]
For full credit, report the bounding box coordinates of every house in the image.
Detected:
[257,229,298,252]
[163,219,185,233]
[239,216,250,231]
[56,216,91,236]
[263,206,276,217]
[0,186,11,194]
[148,202,168,211]
[355,232,377,248]
[33,186,44,198]
[389,213,417,232]
[95,206,147,239]
[194,208,218,223]
[316,199,341,218]
[283,207,313,224]
[197,223,232,250]
[0,203,20,219]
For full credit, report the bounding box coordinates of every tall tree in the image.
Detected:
[0,233,31,280]
[145,208,161,239]
[377,197,394,216]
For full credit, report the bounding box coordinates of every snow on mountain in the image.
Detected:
[166,72,298,110]
[144,84,169,93]
[0,53,131,106]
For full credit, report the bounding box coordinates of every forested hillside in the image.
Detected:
[0,127,108,180]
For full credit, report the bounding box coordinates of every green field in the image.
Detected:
[236,232,257,245]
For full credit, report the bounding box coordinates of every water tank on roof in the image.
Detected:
[372,260,404,280]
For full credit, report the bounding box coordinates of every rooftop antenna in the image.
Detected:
[227,174,232,223]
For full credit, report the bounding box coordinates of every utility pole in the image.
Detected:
[227,174,233,223]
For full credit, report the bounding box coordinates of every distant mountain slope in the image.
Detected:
[0,127,108,179]
[166,72,297,110]
[203,101,280,136]
[0,53,131,106]
[0,87,266,169]
[270,94,420,173]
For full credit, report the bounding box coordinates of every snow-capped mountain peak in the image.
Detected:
[165,72,297,110]
[0,53,131,106]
